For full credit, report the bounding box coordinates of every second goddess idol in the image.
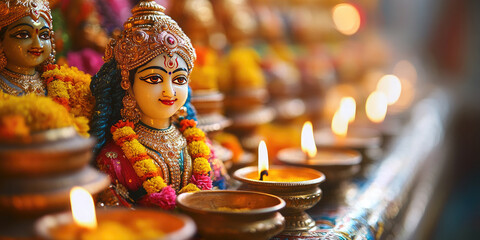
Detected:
[90,0,222,210]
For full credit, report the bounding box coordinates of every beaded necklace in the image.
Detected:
[0,68,44,96]
[135,122,192,191]
[111,119,213,209]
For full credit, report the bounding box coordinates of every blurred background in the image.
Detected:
[49,0,480,238]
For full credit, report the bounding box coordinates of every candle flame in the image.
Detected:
[258,140,269,179]
[331,110,349,137]
[339,97,356,123]
[366,91,388,123]
[301,121,317,158]
[332,3,361,36]
[70,187,97,229]
[377,74,402,105]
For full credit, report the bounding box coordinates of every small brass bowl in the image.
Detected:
[0,167,109,216]
[0,127,95,178]
[35,208,196,240]
[177,190,286,240]
[277,147,361,187]
[233,166,325,232]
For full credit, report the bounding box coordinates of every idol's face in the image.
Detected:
[132,53,189,123]
[1,16,52,71]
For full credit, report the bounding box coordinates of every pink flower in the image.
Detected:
[190,174,212,190]
[148,186,176,210]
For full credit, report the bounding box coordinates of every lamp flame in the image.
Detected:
[366,91,388,123]
[377,74,402,105]
[70,187,97,229]
[301,121,317,158]
[258,140,269,179]
[339,97,356,123]
[331,110,349,137]
[332,3,361,36]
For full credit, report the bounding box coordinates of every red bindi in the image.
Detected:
[35,29,38,34]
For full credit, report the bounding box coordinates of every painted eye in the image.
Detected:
[173,76,188,85]
[12,31,30,39]
[139,74,163,84]
[39,31,51,40]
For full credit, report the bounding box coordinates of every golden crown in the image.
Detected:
[0,0,52,30]
[104,0,196,90]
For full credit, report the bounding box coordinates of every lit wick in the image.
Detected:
[301,121,317,163]
[259,170,269,181]
[258,140,269,181]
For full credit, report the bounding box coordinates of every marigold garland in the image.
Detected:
[42,64,94,137]
[0,94,74,132]
[110,119,213,210]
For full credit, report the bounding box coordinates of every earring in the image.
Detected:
[121,92,140,124]
[47,31,56,64]
[172,106,187,123]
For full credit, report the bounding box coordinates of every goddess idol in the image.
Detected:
[0,0,55,96]
[91,0,221,210]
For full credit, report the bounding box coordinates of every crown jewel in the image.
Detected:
[104,0,196,90]
[0,0,52,30]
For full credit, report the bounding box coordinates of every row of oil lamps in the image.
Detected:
[28,73,407,239]
[32,118,386,240]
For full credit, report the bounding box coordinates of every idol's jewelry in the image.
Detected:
[120,92,140,124]
[103,0,196,90]
[0,68,44,95]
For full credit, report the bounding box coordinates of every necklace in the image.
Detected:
[0,68,44,96]
[135,122,191,191]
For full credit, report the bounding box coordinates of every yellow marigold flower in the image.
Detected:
[0,94,73,132]
[183,127,205,139]
[133,159,158,178]
[112,127,136,141]
[47,80,72,99]
[43,65,94,120]
[193,157,211,175]
[73,116,90,137]
[179,183,200,194]
[143,176,167,194]
[122,140,146,159]
[188,141,210,157]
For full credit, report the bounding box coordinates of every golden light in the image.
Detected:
[301,121,317,158]
[258,140,269,179]
[366,91,388,123]
[323,84,357,121]
[339,97,356,123]
[331,110,349,137]
[332,3,361,36]
[70,187,97,229]
[377,74,402,105]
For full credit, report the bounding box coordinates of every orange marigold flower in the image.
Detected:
[52,97,70,110]
[111,120,135,134]
[43,64,59,72]
[0,115,30,139]
[115,134,137,145]
[179,119,196,132]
